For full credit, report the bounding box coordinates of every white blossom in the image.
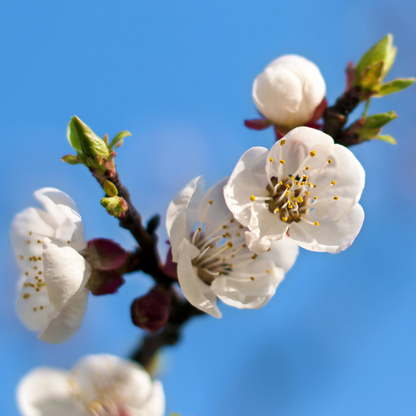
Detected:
[11,188,91,344]
[17,354,165,416]
[224,127,365,254]
[252,55,326,132]
[166,177,299,318]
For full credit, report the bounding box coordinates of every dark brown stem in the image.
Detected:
[100,171,172,286]
[131,291,205,368]
[92,167,206,365]
[322,85,362,146]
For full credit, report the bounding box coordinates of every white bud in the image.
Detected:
[252,55,326,131]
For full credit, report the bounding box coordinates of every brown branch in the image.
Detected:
[92,167,207,365]
[322,85,362,146]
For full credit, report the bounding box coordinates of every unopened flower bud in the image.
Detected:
[131,286,171,332]
[86,238,128,271]
[252,55,326,133]
[87,270,125,296]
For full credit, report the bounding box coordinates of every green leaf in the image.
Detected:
[103,180,118,197]
[362,111,397,129]
[355,34,392,78]
[377,134,397,145]
[109,130,132,150]
[61,154,80,165]
[383,45,397,76]
[67,120,82,151]
[375,78,415,97]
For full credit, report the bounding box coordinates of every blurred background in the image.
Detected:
[1,0,416,415]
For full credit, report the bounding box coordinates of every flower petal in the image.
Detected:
[289,204,365,253]
[166,176,205,239]
[131,379,165,416]
[71,355,153,407]
[212,262,284,309]
[260,236,299,273]
[312,143,365,220]
[245,203,288,253]
[198,177,232,236]
[268,127,334,179]
[39,288,88,344]
[177,239,221,318]
[224,146,269,227]
[17,367,78,416]
[11,207,55,268]
[16,274,57,332]
[42,238,91,312]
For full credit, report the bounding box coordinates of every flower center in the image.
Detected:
[249,147,339,227]
[191,216,246,284]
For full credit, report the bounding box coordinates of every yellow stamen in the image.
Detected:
[334,196,339,200]
[250,195,256,201]
[310,150,316,157]
[282,217,288,222]
[269,157,274,162]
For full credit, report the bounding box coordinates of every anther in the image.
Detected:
[250,277,255,281]
[274,208,279,213]
[29,232,32,235]
[285,184,290,189]
[328,159,332,163]
[22,293,30,299]
[242,244,246,248]
[29,257,33,261]
[280,159,285,164]
[218,271,223,275]
[282,217,288,222]
[36,288,40,292]
[334,196,339,200]
[25,272,29,276]
[27,240,31,244]
[250,195,256,201]
[310,150,316,157]
[37,240,41,244]
[38,257,42,260]
[314,222,320,226]
[222,225,227,229]
[313,196,318,200]
[331,181,336,185]
[227,242,233,247]
[230,219,234,223]
[266,270,270,273]
[305,166,310,170]
[209,200,213,205]
[20,255,24,260]
[269,157,274,162]
[34,266,38,270]
[67,240,71,244]
[280,139,286,146]
[40,306,44,310]
[33,307,37,312]
[239,225,244,229]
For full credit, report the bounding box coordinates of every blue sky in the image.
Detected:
[1,0,416,415]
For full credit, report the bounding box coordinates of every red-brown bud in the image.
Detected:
[131,286,171,332]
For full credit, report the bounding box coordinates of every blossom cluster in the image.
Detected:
[12,35,412,414]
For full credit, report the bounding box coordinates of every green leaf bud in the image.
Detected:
[101,196,129,217]
[61,154,80,165]
[103,180,118,197]
[71,116,110,160]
